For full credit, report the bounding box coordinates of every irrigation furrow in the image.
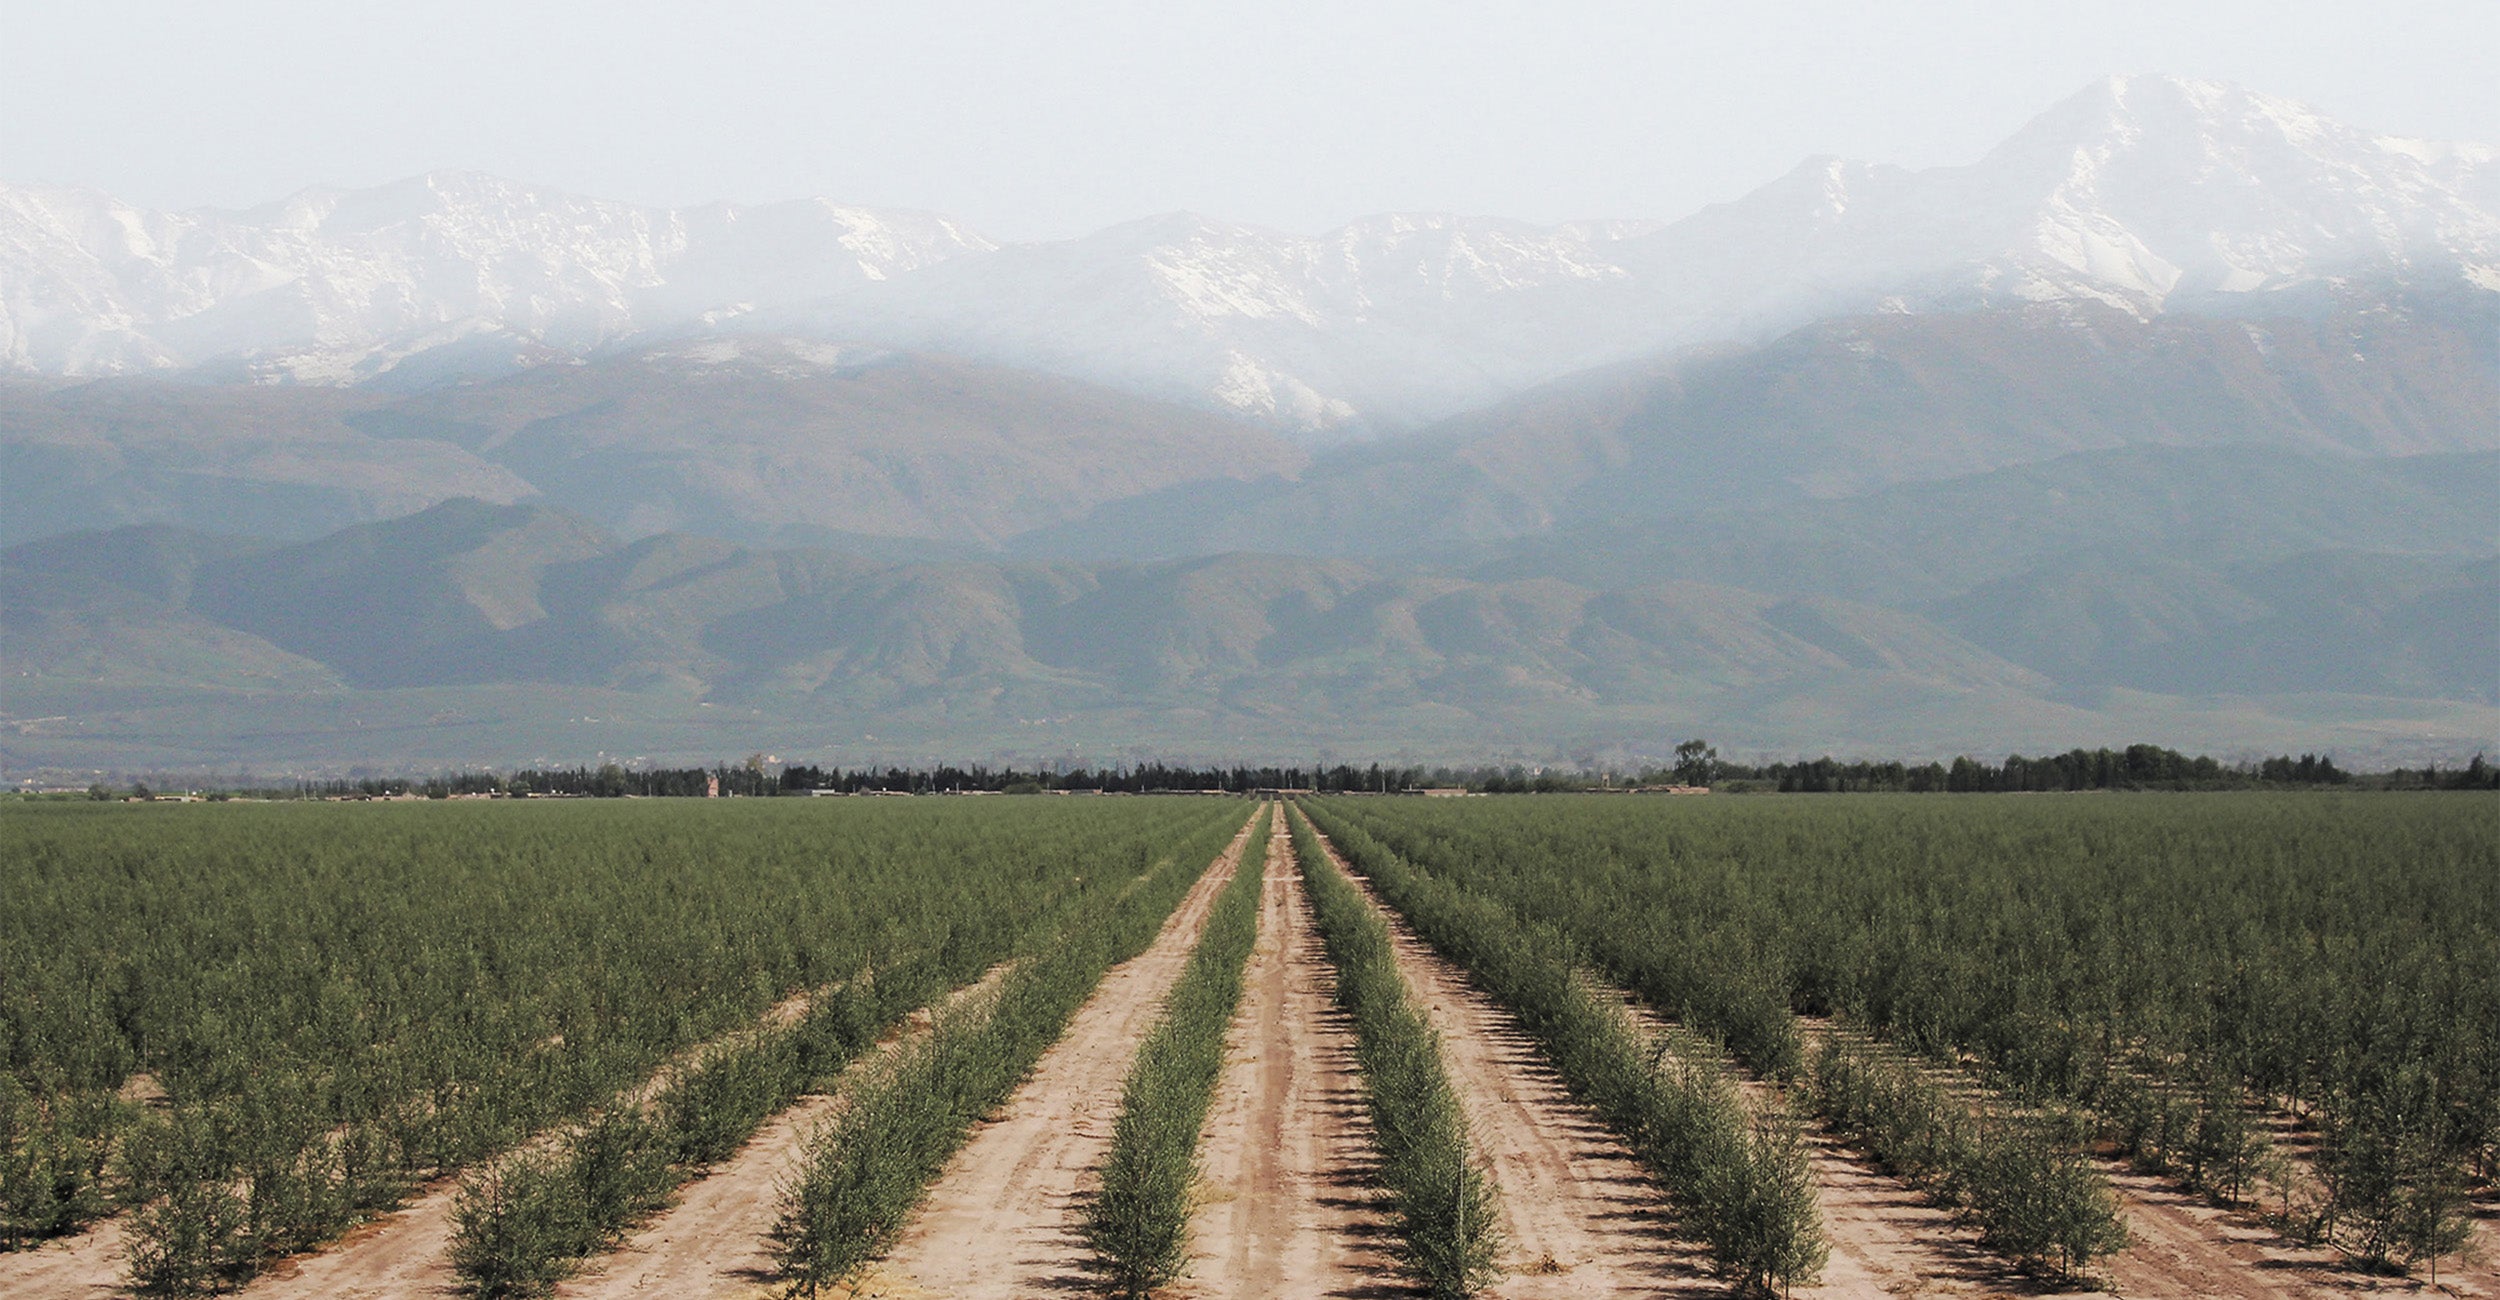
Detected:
[1180,805,1396,1299]
[845,813,1257,1299]
[1300,820,1714,1298]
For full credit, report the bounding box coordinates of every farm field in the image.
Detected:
[2,790,2493,1299]
[1310,792,2500,1297]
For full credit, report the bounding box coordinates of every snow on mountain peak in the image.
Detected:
[0,173,993,380]
[2,77,2491,437]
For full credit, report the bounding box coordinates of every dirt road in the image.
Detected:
[845,812,1255,1299]
[1306,824,1716,1300]
[1179,806,1397,1299]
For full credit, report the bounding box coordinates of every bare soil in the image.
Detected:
[0,975,849,1300]
[225,971,1010,1300]
[839,813,1256,1299]
[551,967,1021,1300]
[0,1218,132,1300]
[1178,806,1400,1300]
[1307,826,1717,1299]
[2084,1156,2499,1298]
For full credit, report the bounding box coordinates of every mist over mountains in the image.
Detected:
[8,76,2493,434]
[2,74,2494,773]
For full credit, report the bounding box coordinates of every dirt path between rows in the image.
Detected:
[232,972,1012,1300]
[552,965,1022,1300]
[843,811,1256,1299]
[1795,1022,2500,1299]
[0,1217,130,1300]
[1178,806,1398,1300]
[1576,1005,2020,1300]
[2086,1160,2497,1299]
[1305,823,1718,1300]
[230,981,851,1300]
[0,976,842,1300]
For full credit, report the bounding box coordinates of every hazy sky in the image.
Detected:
[7,0,2494,240]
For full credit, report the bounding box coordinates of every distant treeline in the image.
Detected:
[1734,747,2368,793]
[63,744,2442,800]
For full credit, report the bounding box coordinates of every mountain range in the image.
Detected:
[7,448,2492,772]
[7,75,2493,434]
[1,73,2494,773]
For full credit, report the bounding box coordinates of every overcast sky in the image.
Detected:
[6,0,2493,241]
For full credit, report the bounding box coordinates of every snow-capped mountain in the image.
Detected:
[1615,74,2500,336]
[808,75,2497,433]
[3,76,2491,435]
[0,171,992,382]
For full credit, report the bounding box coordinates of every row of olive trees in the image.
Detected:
[447,959,952,1297]
[1079,808,1272,1295]
[1304,804,1826,1295]
[1809,1036,2128,1280]
[0,798,1242,1293]
[769,810,1252,1297]
[1286,808,1501,1299]
[1323,792,2497,1283]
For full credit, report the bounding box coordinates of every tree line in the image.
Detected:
[47,745,2490,803]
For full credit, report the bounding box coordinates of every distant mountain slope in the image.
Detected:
[1022,300,2500,559]
[0,500,2048,708]
[1930,552,2498,702]
[1460,446,2500,606]
[6,493,2491,768]
[8,76,2491,433]
[0,379,536,545]
[0,338,1305,547]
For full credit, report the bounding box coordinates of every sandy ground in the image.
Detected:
[840,811,1255,1299]
[1306,825,1719,1300]
[550,967,1022,1300]
[2084,1144,2500,1298]
[1785,1127,2038,1299]
[227,972,1010,1300]
[1178,806,1401,1300]
[0,979,842,1300]
[0,1217,131,1300]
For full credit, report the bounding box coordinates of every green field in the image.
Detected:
[1311,791,2500,1271]
[4,791,2493,1292]
[0,797,1240,1285]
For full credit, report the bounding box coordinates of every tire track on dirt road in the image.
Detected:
[844,812,1256,1299]
[1178,805,1397,1300]
[1303,820,1716,1300]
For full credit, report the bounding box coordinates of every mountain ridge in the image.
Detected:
[7,74,2491,434]
[7,445,2492,770]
